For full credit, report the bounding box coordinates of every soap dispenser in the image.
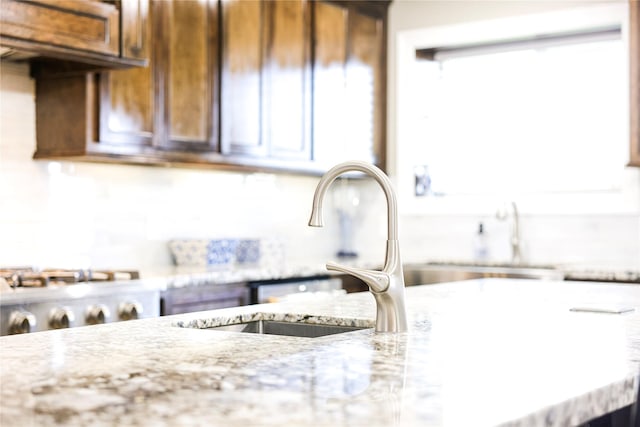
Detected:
[473,222,489,262]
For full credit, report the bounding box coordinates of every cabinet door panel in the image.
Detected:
[312,2,386,169]
[120,0,149,62]
[221,0,265,156]
[313,1,348,165]
[99,0,154,147]
[166,0,217,150]
[346,10,383,166]
[100,55,154,146]
[100,0,218,152]
[264,0,311,160]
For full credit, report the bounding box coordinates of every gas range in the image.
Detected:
[0,268,162,336]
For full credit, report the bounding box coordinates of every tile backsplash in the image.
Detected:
[1,61,638,272]
[397,214,640,269]
[0,62,344,270]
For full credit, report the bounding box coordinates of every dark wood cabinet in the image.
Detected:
[263,0,312,161]
[220,0,266,157]
[120,0,150,62]
[220,0,388,170]
[221,0,311,162]
[99,0,221,156]
[313,0,388,171]
[36,0,219,160]
[630,0,640,167]
[97,0,155,152]
[32,0,390,175]
[98,51,155,150]
[0,0,148,68]
[159,0,219,153]
[100,0,219,153]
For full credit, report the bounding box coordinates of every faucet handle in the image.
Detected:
[326,261,389,293]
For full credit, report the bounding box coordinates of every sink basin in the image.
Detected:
[403,263,564,286]
[174,312,373,338]
[207,320,368,338]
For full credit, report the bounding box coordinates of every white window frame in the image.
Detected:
[393,3,639,216]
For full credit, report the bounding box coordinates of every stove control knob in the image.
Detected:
[85,304,110,325]
[118,301,143,321]
[8,311,36,334]
[48,307,75,329]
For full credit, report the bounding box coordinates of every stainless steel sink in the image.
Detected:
[403,263,564,286]
[207,320,368,338]
[174,313,374,338]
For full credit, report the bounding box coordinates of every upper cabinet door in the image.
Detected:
[99,57,155,149]
[120,0,150,62]
[630,0,640,167]
[221,0,312,162]
[347,5,386,170]
[313,1,348,167]
[220,0,266,157]
[99,0,219,153]
[263,0,312,161]
[312,1,387,171]
[98,1,155,149]
[161,0,219,152]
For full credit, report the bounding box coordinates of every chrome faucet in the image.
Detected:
[496,201,522,265]
[308,161,408,333]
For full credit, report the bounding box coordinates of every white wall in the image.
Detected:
[387,0,640,269]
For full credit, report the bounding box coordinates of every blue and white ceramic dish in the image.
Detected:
[235,239,261,264]
[169,239,239,266]
[207,239,238,265]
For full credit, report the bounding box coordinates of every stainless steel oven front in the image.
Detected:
[0,269,162,336]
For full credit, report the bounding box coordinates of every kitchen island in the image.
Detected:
[1,278,638,426]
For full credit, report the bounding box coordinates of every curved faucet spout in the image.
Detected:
[308,161,398,241]
[308,161,408,333]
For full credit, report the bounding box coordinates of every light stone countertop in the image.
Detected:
[413,260,640,284]
[1,278,639,426]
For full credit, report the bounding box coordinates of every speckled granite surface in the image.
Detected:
[563,268,640,284]
[1,278,639,426]
[415,260,640,284]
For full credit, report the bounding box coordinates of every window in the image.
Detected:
[409,28,626,196]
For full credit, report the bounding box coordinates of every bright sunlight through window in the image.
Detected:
[411,29,627,195]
